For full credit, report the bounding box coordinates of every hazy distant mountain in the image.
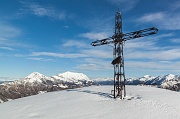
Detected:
[0,71,94,103]
[93,74,180,91]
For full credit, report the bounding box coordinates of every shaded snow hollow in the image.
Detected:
[0,86,180,119]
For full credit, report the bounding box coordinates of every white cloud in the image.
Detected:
[63,40,88,48]
[80,32,109,40]
[171,39,180,43]
[170,1,180,10]
[0,47,15,51]
[126,61,180,71]
[27,57,55,62]
[136,11,180,30]
[0,38,7,41]
[76,58,112,71]
[125,48,180,60]
[108,0,139,11]
[20,1,68,20]
[0,24,21,38]
[63,26,69,29]
[0,23,30,50]
[31,51,88,58]
[137,12,165,22]
[125,39,156,50]
[124,33,174,50]
[81,49,112,59]
[76,64,101,71]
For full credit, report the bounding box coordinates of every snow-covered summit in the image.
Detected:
[24,72,49,83]
[161,74,176,82]
[138,75,155,82]
[57,71,91,82]
[26,72,48,79]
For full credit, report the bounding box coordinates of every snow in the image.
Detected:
[0,86,179,119]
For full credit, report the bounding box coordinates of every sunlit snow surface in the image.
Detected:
[0,86,180,119]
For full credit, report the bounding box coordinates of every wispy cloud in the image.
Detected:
[76,64,101,71]
[108,0,139,11]
[171,39,180,43]
[0,38,7,41]
[0,47,15,51]
[63,40,88,48]
[136,10,180,30]
[0,23,31,51]
[126,61,180,71]
[126,48,180,60]
[30,51,88,58]
[170,1,180,10]
[27,57,55,62]
[124,33,174,50]
[76,58,112,71]
[81,49,112,59]
[19,1,68,20]
[137,12,165,22]
[79,32,110,40]
[0,24,21,38]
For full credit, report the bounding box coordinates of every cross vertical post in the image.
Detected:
[112,10,126,99]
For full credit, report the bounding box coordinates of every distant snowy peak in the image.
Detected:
[92,77,113,82]
[161,74,177,81]
[138,75,155,82]
[24,72,49,83]
[93,74,180,87]
[26,72,48,79]
[57,71,91,81]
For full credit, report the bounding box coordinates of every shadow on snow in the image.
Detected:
[66,88,113,99]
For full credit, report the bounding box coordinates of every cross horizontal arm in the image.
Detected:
[91,37,113,46]
[122,27,158,41]
[91,27,158,47]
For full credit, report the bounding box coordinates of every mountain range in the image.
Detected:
[0,72,179,103]
[93,74,180,91]
[0,71,94,103]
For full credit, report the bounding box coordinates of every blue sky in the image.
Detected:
[0,0,180,79]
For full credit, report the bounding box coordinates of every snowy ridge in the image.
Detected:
[0,71,94,103]
[93,74,180,91]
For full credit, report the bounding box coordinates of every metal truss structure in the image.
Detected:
[91,9,158,99]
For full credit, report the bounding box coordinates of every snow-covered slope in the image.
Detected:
[0,86,179,119]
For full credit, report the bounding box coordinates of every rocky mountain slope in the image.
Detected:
[0,71,94,103]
